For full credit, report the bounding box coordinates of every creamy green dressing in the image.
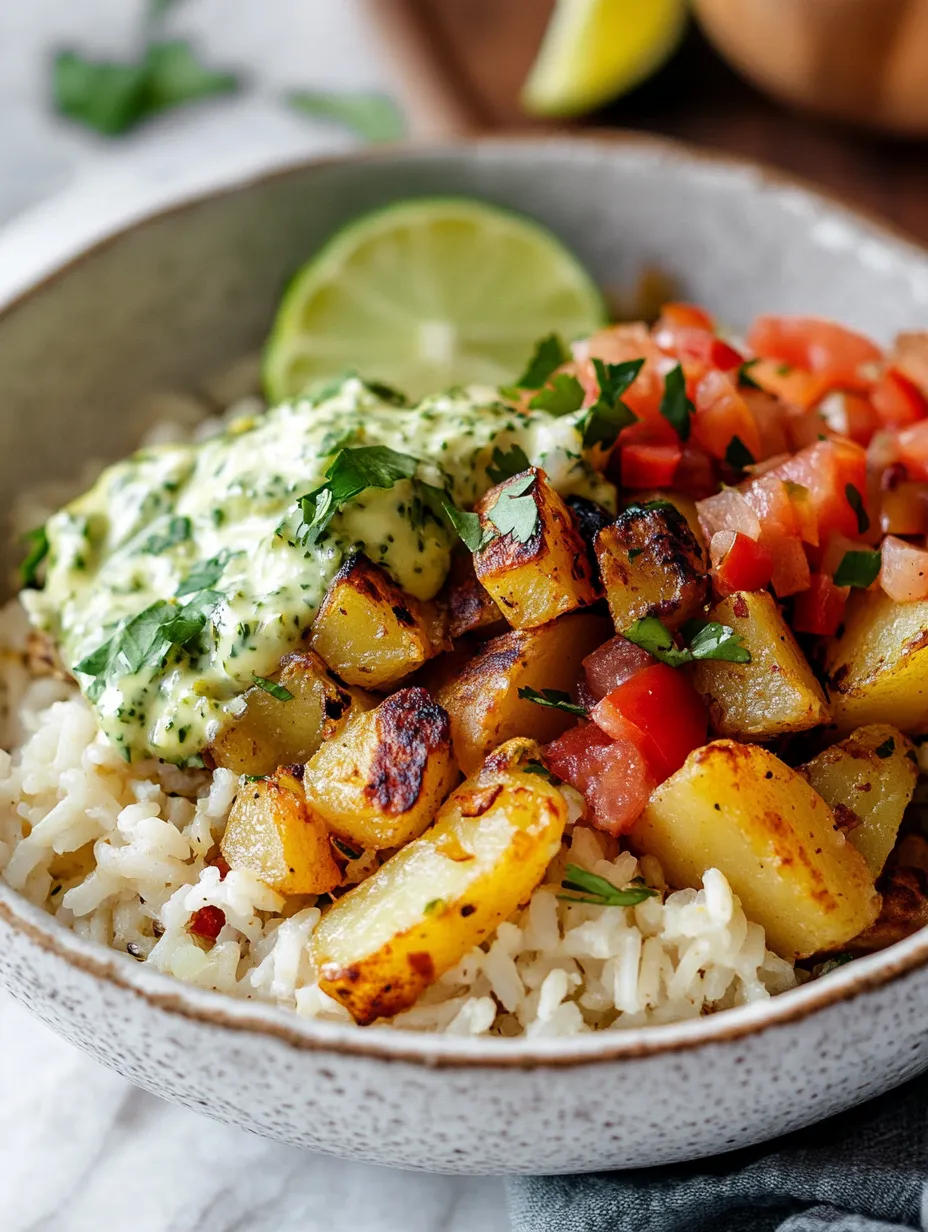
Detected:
[25,378,615,764]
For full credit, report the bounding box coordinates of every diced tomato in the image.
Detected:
[768,439,869,541]
[820,533,868,577]
[657,302,715,331]
[880,478,928,536]
[741,474,799,540]
[582,635,655,701]
[672,444,717,499]
[748,316,883,392]
[770,535,812,598]
[619,421,683,488]
[691,370,763,461]
[590,663,707,782]
[543,723,655,836]
[880,535,928,602]
[889,333,928,400]
[710,530,773,596]
[742,389,791,459]
[575,323,667,422]
[818,391,879,446]
[792,573,849,636]
[748,358,832,412]
[872,369,928,428]
[697,487,761,542]
[188,905,226,940]
[895,421,928,482]
[653,324,744,373]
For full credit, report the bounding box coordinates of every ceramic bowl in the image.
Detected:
[2,136,928,1176]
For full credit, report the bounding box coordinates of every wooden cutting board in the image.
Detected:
[359,0,555,135]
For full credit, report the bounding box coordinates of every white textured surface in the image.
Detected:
[0,2,508,1227]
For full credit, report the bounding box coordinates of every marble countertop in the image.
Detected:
[0,2,509,1227]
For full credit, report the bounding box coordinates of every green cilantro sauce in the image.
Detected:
[24,378,615,765]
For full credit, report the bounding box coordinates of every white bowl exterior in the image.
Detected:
[1,137,927,1172]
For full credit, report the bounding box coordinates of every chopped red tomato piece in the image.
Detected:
[543,723,655,836]
[748,316,883,393]
[747,358,832,412]
[889,333,928,399]
[771,535,812,598]
[742,389,791,459]
[653,324,743,373]
[619,421,683,487]
[590,663,708,782]
[582,635,655,701]
[880,535,928,602]
[710,530,773,596]
[657,302,715,331]
[691,370,762,461]
[768,439,868,541]
[189,905,226,940]
[895,421,928,482]
[576,323,667,422]
[871,369,928,429]
[792,573,849,636]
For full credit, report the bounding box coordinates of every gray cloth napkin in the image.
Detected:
[507,1075,928,1232]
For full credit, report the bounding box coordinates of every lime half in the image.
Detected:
[521,0,688,118]
[262,197,606,404]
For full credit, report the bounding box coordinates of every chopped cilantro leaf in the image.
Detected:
[623,616,690,666]
[19,526,49,588]
[487,443,531,485]
[833,549,881,588]
[736,359,763,390]
[581,358,642,451]
[558,864,658,907]
[624,616,751,666]
[251,675,293,702]
[845,484,870,535]
[874,737,896,759]
[486,474,538,544]
[142,516,191,555]
[508,333,570,392]
[659,363,694,441]
[424,898,446,915]
[523,759,559,783]
[517,687,587,717]
[175,549,231,597]
[528,373,585,416]
[296,445,420,546]
[288,91,405,143]
[725,435,755,472]
[443,502,494,553]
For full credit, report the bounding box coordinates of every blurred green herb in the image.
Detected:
[288,91,405,143]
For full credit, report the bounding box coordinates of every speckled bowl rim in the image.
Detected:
[3,130,928,1071]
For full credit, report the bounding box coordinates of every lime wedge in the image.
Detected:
[262,197,607,404]
[521,0,688,118]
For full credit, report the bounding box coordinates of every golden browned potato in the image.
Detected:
[595,502,709,633]
[209,650,367,776]
[849,835,928,953]
[436,611,611,773]
[824,589,928,733]
[621,489,707,550]
[303,686,458,850]
[691,591,829,739]
[312,738,568,1023]
[631,740,880,959]
[472,467,596,628]
[310,554,447,688]
[445,551,506,640]
[220,766,340,896]
[801,724,917,879]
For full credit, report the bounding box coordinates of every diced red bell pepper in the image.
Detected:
[543,722,655,837]
[590,663,708,783]
[710,530,774,596]
[792,573,849,636]
[188,905,226,940]
[872,368,928,428]
[748,316,883,392]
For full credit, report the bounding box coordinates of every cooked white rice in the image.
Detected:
[0,379,797,1036]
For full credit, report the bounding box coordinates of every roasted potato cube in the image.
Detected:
[220,766,340,896]
[692,591,829,739]
[311,554,446,688]
[303,686,458,850]
[595,502,708,633]
[436,611,612,774]
[312,738,568,1023]
[825,590,928,733]
[849,834,928,953]
[631,740,880,959]
[565,495,613,580]
[472,467,596,629]
[801,724,917,879]
[209,650,367,776]
[445,551,506,640]
[622,489,707,550]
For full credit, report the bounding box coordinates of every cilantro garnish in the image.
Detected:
[523,759,560,783]
[623,616,751,666]
[874,737,896,759]
[833,549,881,589]
[442,503,493,553]
[506,334,571,394]
[517,687,587,717]
[736,359,762,390]
[175,549,231,597]
[424,898,446,915]
[725,435,755,473]
[529,374,586,416]
[845,484,870,535]
[558,864,658,907]
[295,445,420,546]
[251,675,293,702]
[486,474,539,544]
[487,443,531,485]
[332,837,362,860]
[581,358,642,451]
[19,526,49,589]
[141,516,191,555]
[659,363,694,441]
